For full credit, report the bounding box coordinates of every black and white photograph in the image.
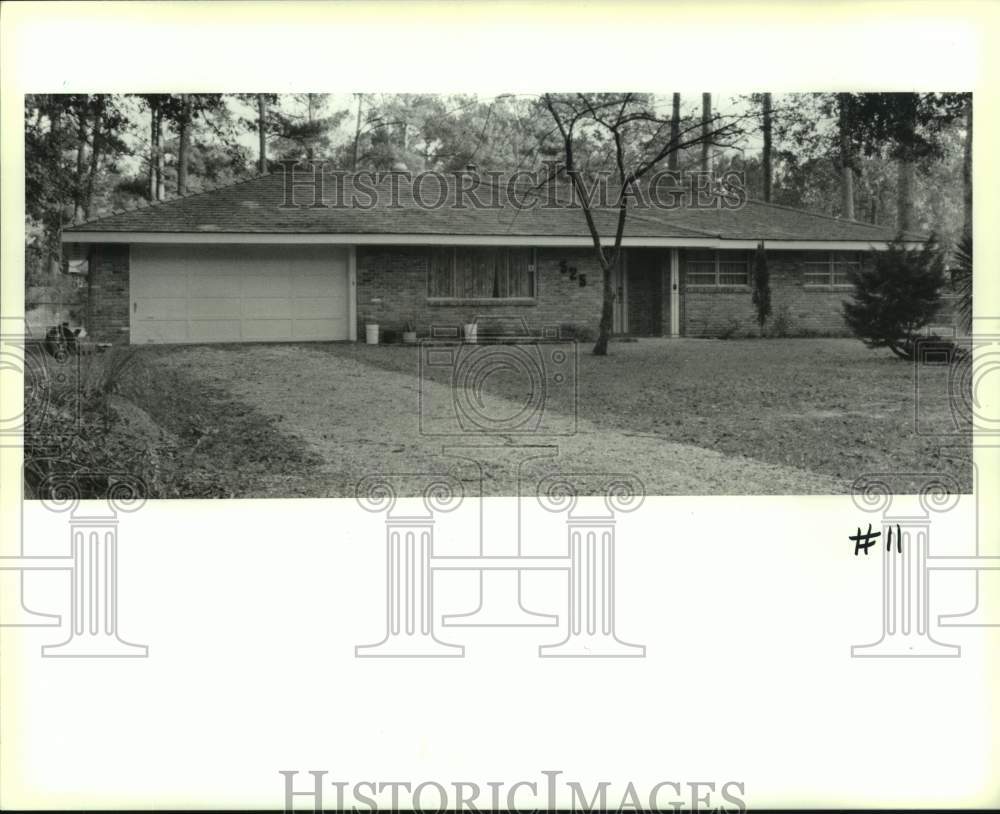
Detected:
[21,89,974,498]
[2,2,998,812]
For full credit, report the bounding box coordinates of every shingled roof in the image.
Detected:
[64,170,922,244]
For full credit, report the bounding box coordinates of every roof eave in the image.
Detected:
[60,231,907,250]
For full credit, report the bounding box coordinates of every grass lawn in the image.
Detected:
[314,337,972,491]
[25,336,971,497]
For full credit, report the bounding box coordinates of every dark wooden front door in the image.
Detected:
[625,249,665,336]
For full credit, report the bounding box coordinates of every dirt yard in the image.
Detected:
[122,336,971,498]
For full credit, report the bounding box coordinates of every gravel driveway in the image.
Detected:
[155,344,845,496]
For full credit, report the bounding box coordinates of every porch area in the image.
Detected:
[614,248,680,337]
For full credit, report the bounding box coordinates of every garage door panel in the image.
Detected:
[242,319,295,341]
[188,272,241,298]
[243,273,292,298]
[130,245,351,344]
[294,297,341,319]
[294,270,345,296]
[189,320,242,342]
[134,320,188,343]
[243,298,293,319]
[137,298,188,320]
[189,297,242,319]
[134,272,187,299]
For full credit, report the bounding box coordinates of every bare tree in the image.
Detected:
[541,93,747,355]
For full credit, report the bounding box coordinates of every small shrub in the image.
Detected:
[559,323,597,342]
[751,241,771,336]
[717,318,741,340]
[842,235,947,359]
[768,305,793,338]
[951,231,972,334]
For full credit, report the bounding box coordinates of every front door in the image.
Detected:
[625,249,665,336]
[612,256,628,334]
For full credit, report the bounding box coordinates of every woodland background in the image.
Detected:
[25,92,972,320]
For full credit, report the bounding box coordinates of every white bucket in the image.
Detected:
[365,323,379,345]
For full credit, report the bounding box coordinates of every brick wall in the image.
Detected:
[681,250,871,338]
[83,242,958,345]
[86,244,130,342]
[356,246,604,338]
[355,246,881,340]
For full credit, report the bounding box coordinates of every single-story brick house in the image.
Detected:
[60,170,922,344]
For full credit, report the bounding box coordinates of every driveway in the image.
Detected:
[155,344,845,496]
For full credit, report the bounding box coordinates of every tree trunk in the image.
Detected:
[962,95,972,239]
[352,93,364,171]
[73,99,89,222]
[668,93,680,172]
[257,94,268,173]
[837,93,855,220]
[156,108,165,201]
[305,93,316,161]
[700,93,711,175]
[149,101,159,201]
[896,159,913,233]
[83,98,104,221]
[762,92,772,202]
[177,94,192,195]
[895,95,918,234]
[46,99,65,277]
[592,258,615,356]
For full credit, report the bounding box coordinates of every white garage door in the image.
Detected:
[130,244,353,344]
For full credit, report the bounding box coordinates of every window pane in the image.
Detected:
[454,248,488,297]
[831,265,855,285]
[803,261,829,285]
[508,249,533,297]
[719,260,749,286]
[832,253,859,286]
[428,249,453,297]
[429,248,535,299]
[687,256,716,285]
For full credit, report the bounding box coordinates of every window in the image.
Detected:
[803,251,860,286]
[428,247,536,300]
[685,250,751,287]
